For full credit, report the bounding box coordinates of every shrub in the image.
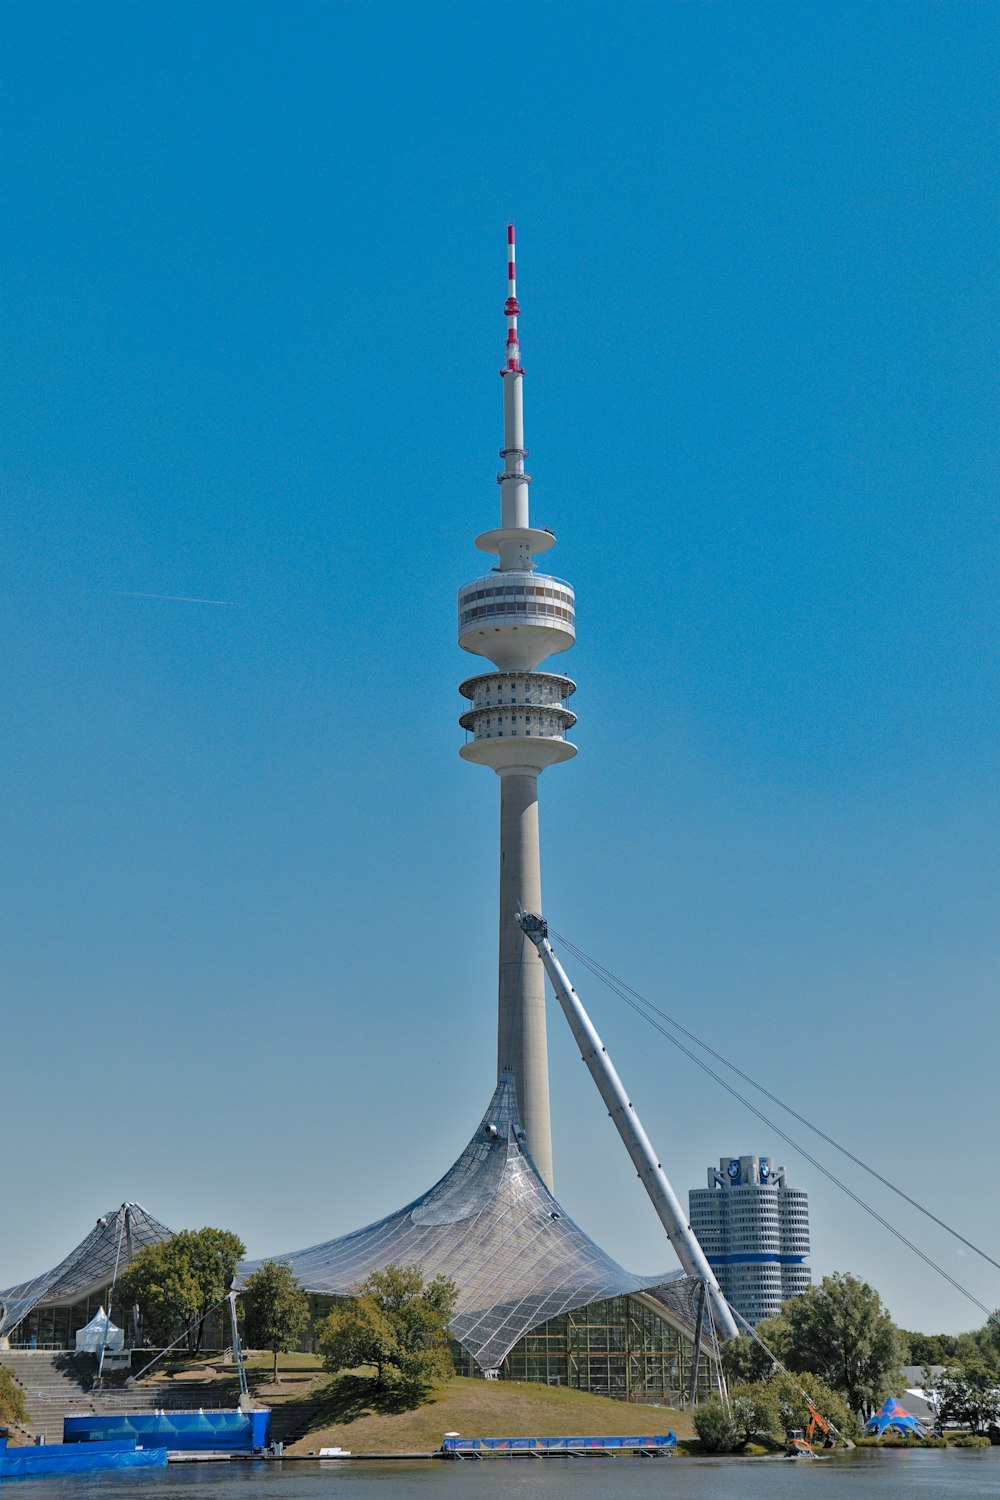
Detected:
[0,1368,27,1428]
[693,1398,740,1453]
[855,1434,942,1448]
[770,1369,860,1440]
[728,1381,781,1446]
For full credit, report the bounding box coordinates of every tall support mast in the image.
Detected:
[518,911,740,1341]
[457,227,578,1191]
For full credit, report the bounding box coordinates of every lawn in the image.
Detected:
[285,1373,697,1455]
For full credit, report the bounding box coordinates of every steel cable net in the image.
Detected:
[237,1073,705,1372]
[0,1203,173,1341]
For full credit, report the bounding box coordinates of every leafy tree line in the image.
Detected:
[116,1234,456,1405]
[901,1328,961,1365]
[902,1309,1000,1371]
[921,1310,1000,1435]
[117,1228,245,1353]
[742,1271,907,1417]
[696,1368,856,1453]
[694,1274,876,1453]
[931,1358,1000,1434]
[699,1271,906,1451]
[702,1270,1000,1449]
[117,1230,312,1379]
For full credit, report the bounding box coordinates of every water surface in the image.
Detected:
[17,1448,1000,1499]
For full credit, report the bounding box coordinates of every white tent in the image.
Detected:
[75,1307,124,1353]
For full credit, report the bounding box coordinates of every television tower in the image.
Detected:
[458,226,577,1190]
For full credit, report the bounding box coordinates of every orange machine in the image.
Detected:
[786,1402,834,1456]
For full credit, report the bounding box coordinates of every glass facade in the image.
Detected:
[10,1292,113,1350]
[9,1292,227,1352]
[457,573,576,635]
[453,1294,715,1405]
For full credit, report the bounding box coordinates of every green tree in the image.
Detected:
[728,1381,781,1446]
[983,1314,1000,1362]
[693,1397,740,1452]
[777,1272,906,1416]
[974,1310,1000,1372]
[0,1368,27,1428]
[953,1330,985,1364]
[754,1312,794,1364]
[901,1329,959,1367]
[117,1227,246,1352]
[241,1261,310,1382]
[318,1265,458,1393]
[934,1358,1000,1434]
[721,1333,777,1385]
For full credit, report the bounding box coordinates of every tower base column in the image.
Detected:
[497,769,553,1190]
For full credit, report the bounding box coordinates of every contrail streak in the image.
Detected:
[115,591,231,606]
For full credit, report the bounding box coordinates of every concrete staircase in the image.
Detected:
[0,1352,242,1444]
[265,1392,329,1449]
[1,1351,96,1442]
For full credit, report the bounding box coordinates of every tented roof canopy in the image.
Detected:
[238,1073,707,1372]
[0,1203,173,1341]
[862,1397,930,1439]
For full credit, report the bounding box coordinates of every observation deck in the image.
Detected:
[457,572,575,673]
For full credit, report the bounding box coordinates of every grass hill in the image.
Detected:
[277,1372,696,1455]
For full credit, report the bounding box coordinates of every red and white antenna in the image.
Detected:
[503,223,523,375]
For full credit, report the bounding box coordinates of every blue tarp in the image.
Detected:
[443,1432,677,1451]
[0,1436,167,1478]
[63,1408,271,1452]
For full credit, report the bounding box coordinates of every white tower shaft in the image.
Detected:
[498,771,551,1187]
[457,225,578,1192]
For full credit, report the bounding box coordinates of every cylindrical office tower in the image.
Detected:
[457,227,577,1191]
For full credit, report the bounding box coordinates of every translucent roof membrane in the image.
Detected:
[238,1074,704,1371]
[0,1203,173,1340]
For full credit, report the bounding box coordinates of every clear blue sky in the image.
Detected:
[1,2,996,1335]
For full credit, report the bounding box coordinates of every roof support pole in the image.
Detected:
[517,910,739,1341]
[228,1292,249,1403]
[688,1280,708,1410]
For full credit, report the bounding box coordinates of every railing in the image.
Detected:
[5,1345,76,1353]
[459,570,574,592]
